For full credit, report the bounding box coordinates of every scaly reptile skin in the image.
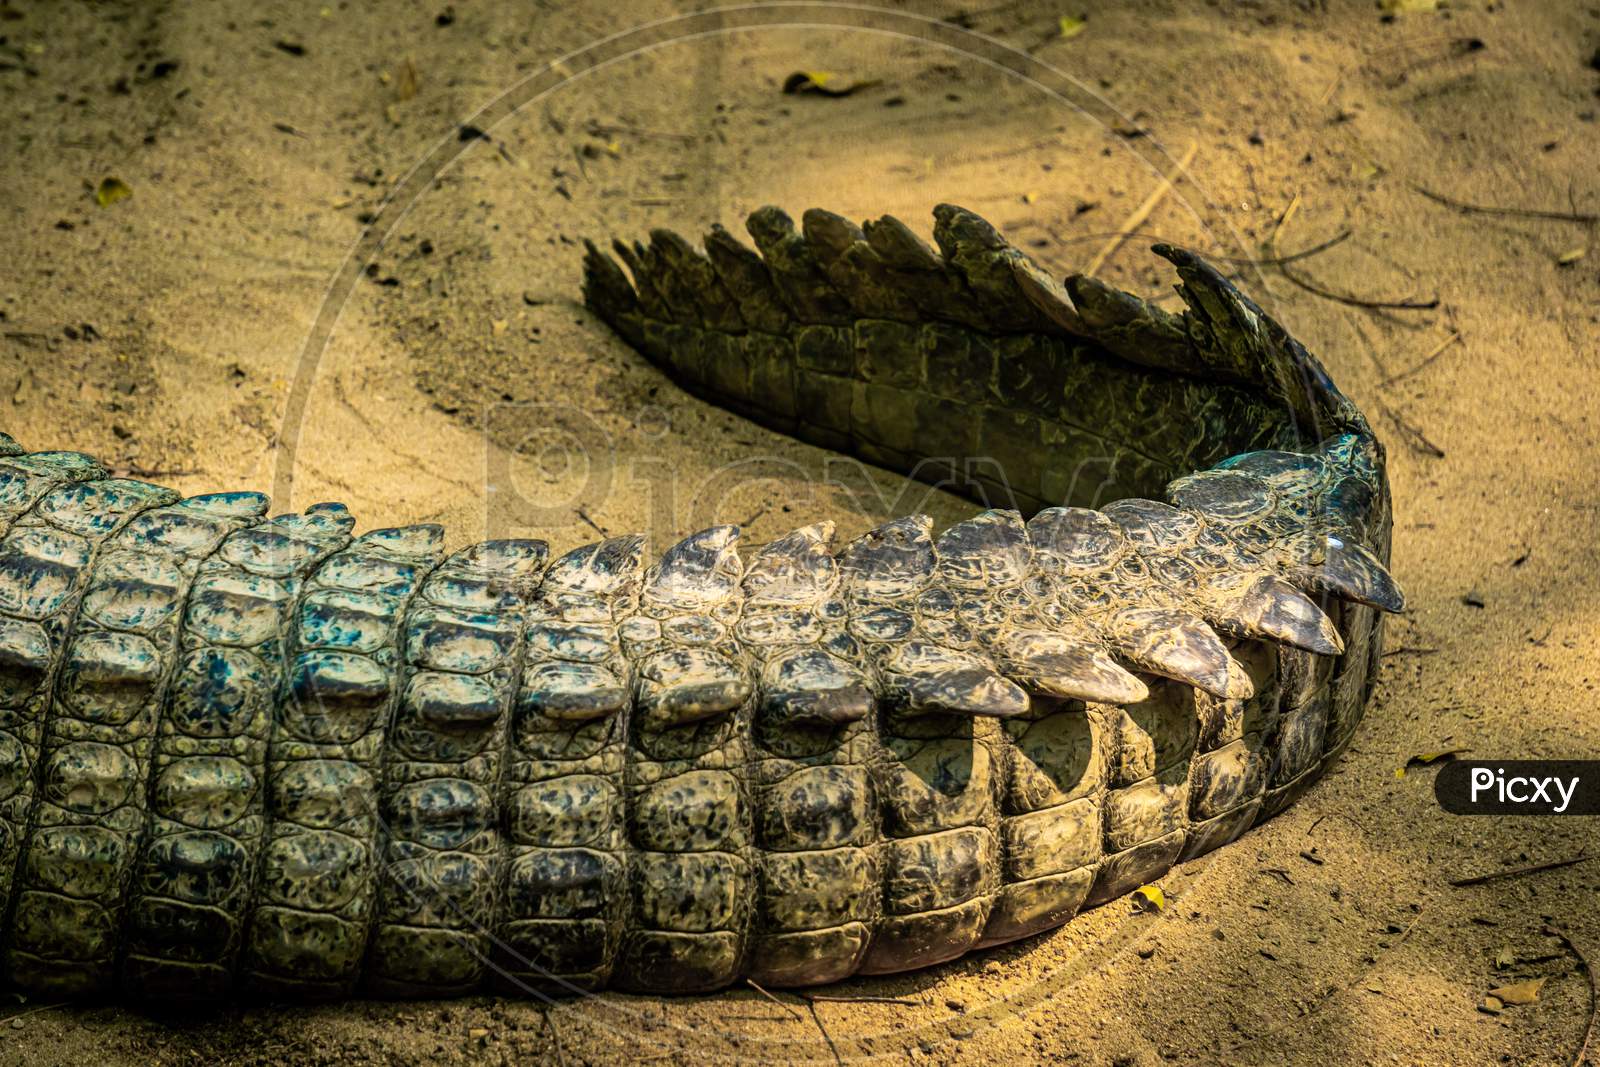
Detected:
[0,205,1401,1002]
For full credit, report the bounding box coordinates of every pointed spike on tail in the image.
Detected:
[997,631,1149,705]
[930,202,1007,258]
[934,509,1030,587]
[800,208,866,264]
[743,522,837,603]
[1295,535,1406,614]
[582,238,640,317]
[1060,271,1220,380]
[839,514,935,593]
[1219,575,1344,656]
[1166,469,1277,524]
[1109,607,1253,701]
[1025,506,1128,573]
[303,501,356,535]
[862,214,943,271]
[649,525,742,601]
[355,523,445,560]
[1153,242,1268,342]
[745,204,799,250]
[1153,242,1360,429]
[543,533,646,595]
[1010,255,1086,334]
[702,222,763,281]
[902,665,1030,718]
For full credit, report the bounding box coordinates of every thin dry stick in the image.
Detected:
[1268,192,1302,251]
[1449,852,1592,888]
[802,993,919,1006]
[807,1000,846,1067]
[1279,261,1440,311]
[1252,229,1351,267]
[1382,331,1461,385]
[1414,185,1600,224]
[0,1001,69,1023]
[1543,923,1597,1067]
[1084,141,1198,278]
[542,1005,569,1067]
[1047,228,1348,269]
[746,978,804,1021]
[1133,231,1353,303]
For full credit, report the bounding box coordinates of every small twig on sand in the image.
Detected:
[806,1001,846,1067]
[575,506,609,538]
[1084,141,1198,278]
[1375,400,1446,458]
[542,1005,568,1067]
[1382,331,1461,385]
[1128,231,1349,302]
[1251,229,1352,267]
[802,993,918,1006]
[746,978,804,1021]
[1449,853,1593,888]
[1279,260,1440,311]
[0,1001,69,1023]
[1307,810,1368,837]
[1414,185,1600,224]
[1047,229,1347,272]
[1267,192,1302,251]
[1381,645,1439,658]
[1542,923,1597,1067]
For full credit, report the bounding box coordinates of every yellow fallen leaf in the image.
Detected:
[1058,15,1087,39]
[802,70,832,87]
[1493,947,1515,969]
[1380,0,1439,11]
[492,319,509,336]
[1488,977,1546,1006]
[95,177,132,208]
[1353,162,1380,182]
[1022,191,1039,204]
[1556,247,1587,266]
[1132,884,1165,913]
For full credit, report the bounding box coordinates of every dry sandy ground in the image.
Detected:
[1,0,1598,1063]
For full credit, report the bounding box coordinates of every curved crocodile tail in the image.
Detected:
[0,206,1401,1003]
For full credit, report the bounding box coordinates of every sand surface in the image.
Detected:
[1,1,1598,1063]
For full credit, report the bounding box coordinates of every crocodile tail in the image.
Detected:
[581,204,1360,515]
[0,209,1405,1002]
